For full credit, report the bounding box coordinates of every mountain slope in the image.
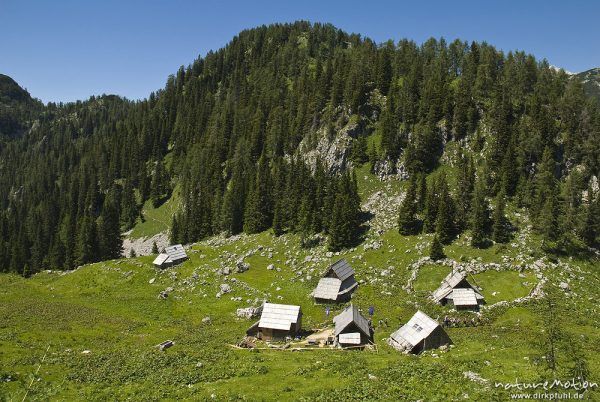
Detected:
[0,21,600,278]
[0,74,42,138]
[576,67,600,102]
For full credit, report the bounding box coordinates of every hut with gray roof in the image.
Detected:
[333,304,372,347]
[388,311,452,354]
[247,303,302,341]
[153,244,189,268]
[313,259,358,303]
[431,269,484,311]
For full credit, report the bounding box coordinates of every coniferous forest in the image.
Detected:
[1,21,600,276]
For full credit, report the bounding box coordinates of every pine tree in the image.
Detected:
[435,176,456,244]
[456,154,475,231]
[368,141,378,174]
[350,135,368,165]
[470,178,491,248]
[430,235,446,261]
[76,214,98,266]
[398,177,420,235]
[170,214,181,244]
[327,172,361,251]
[423,176,439,233]
[328,192,347,252]
[416,173,427,213]
[120,180,138,229]
[492,189,510,243]
[243,154,273,233]
[534,147,561,245]
[97,192,122,260]
[150,159,170,208]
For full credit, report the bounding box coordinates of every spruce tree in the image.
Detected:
[416,173,427,213]
[368,141,378,174]
[492,190,510,243]
[150,159,170,208]
[398,177,420,235]
[423,176,439,233]
[76,214,98,266]
[430,235,446,261]
[435,176,456,244]
[243,155,273,234]
[471,179,491,248]
[97,193,123,260]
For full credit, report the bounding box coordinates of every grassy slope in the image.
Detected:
[128,186,181,239]
[1,169,599,401]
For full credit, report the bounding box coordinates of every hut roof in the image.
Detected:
[389,311,439,352]
[328,259,354,281]
[432,270,466,302]
[333,304,370,337]
[450,288,478,307]
[338,332,362,345]
[314,278,342,300]
[258,303,301,331]
[165,244,188,261]
[432,270,483,303]
[153,253,171,266]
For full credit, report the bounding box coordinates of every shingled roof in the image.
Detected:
[165,244,188,262]
[388,310,440,352]
[432,269,482,303]
[258,303,301,331]
[314,277,343,301]
[328,259,354,281]
[333,304,370,338]
[450,288,478,307]
[153,253,171,266]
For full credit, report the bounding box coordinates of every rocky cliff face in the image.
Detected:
[299,112,358,173]
[299,90,384,173]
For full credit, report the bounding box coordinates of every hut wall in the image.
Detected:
[422,326,452,351]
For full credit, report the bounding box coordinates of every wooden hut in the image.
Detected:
[153,244,189,268]
[314,259,358,303]
[431,270,484,311]
[249,303,302,341]
[388,310,452,354]
[333,304,372,347]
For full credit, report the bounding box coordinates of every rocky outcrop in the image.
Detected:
[122,231,169,257]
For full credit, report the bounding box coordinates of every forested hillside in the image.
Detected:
[1,21,599,276]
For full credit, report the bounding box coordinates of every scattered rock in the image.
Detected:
[236,260,250,273]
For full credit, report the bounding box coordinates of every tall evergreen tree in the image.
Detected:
[243,155,273,233]
[492,189,510,243]
[470,178,491,248]
[430,235,446,261]
[398,176,420,235]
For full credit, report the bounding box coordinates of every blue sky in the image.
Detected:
[2,0,599,103]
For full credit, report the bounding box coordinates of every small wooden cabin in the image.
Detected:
[431,270,484,311]
[314,259,358,303]
[248,303,302,341]
[388,310,452,354]
[333,304,372,347]
[153,244,189,268]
